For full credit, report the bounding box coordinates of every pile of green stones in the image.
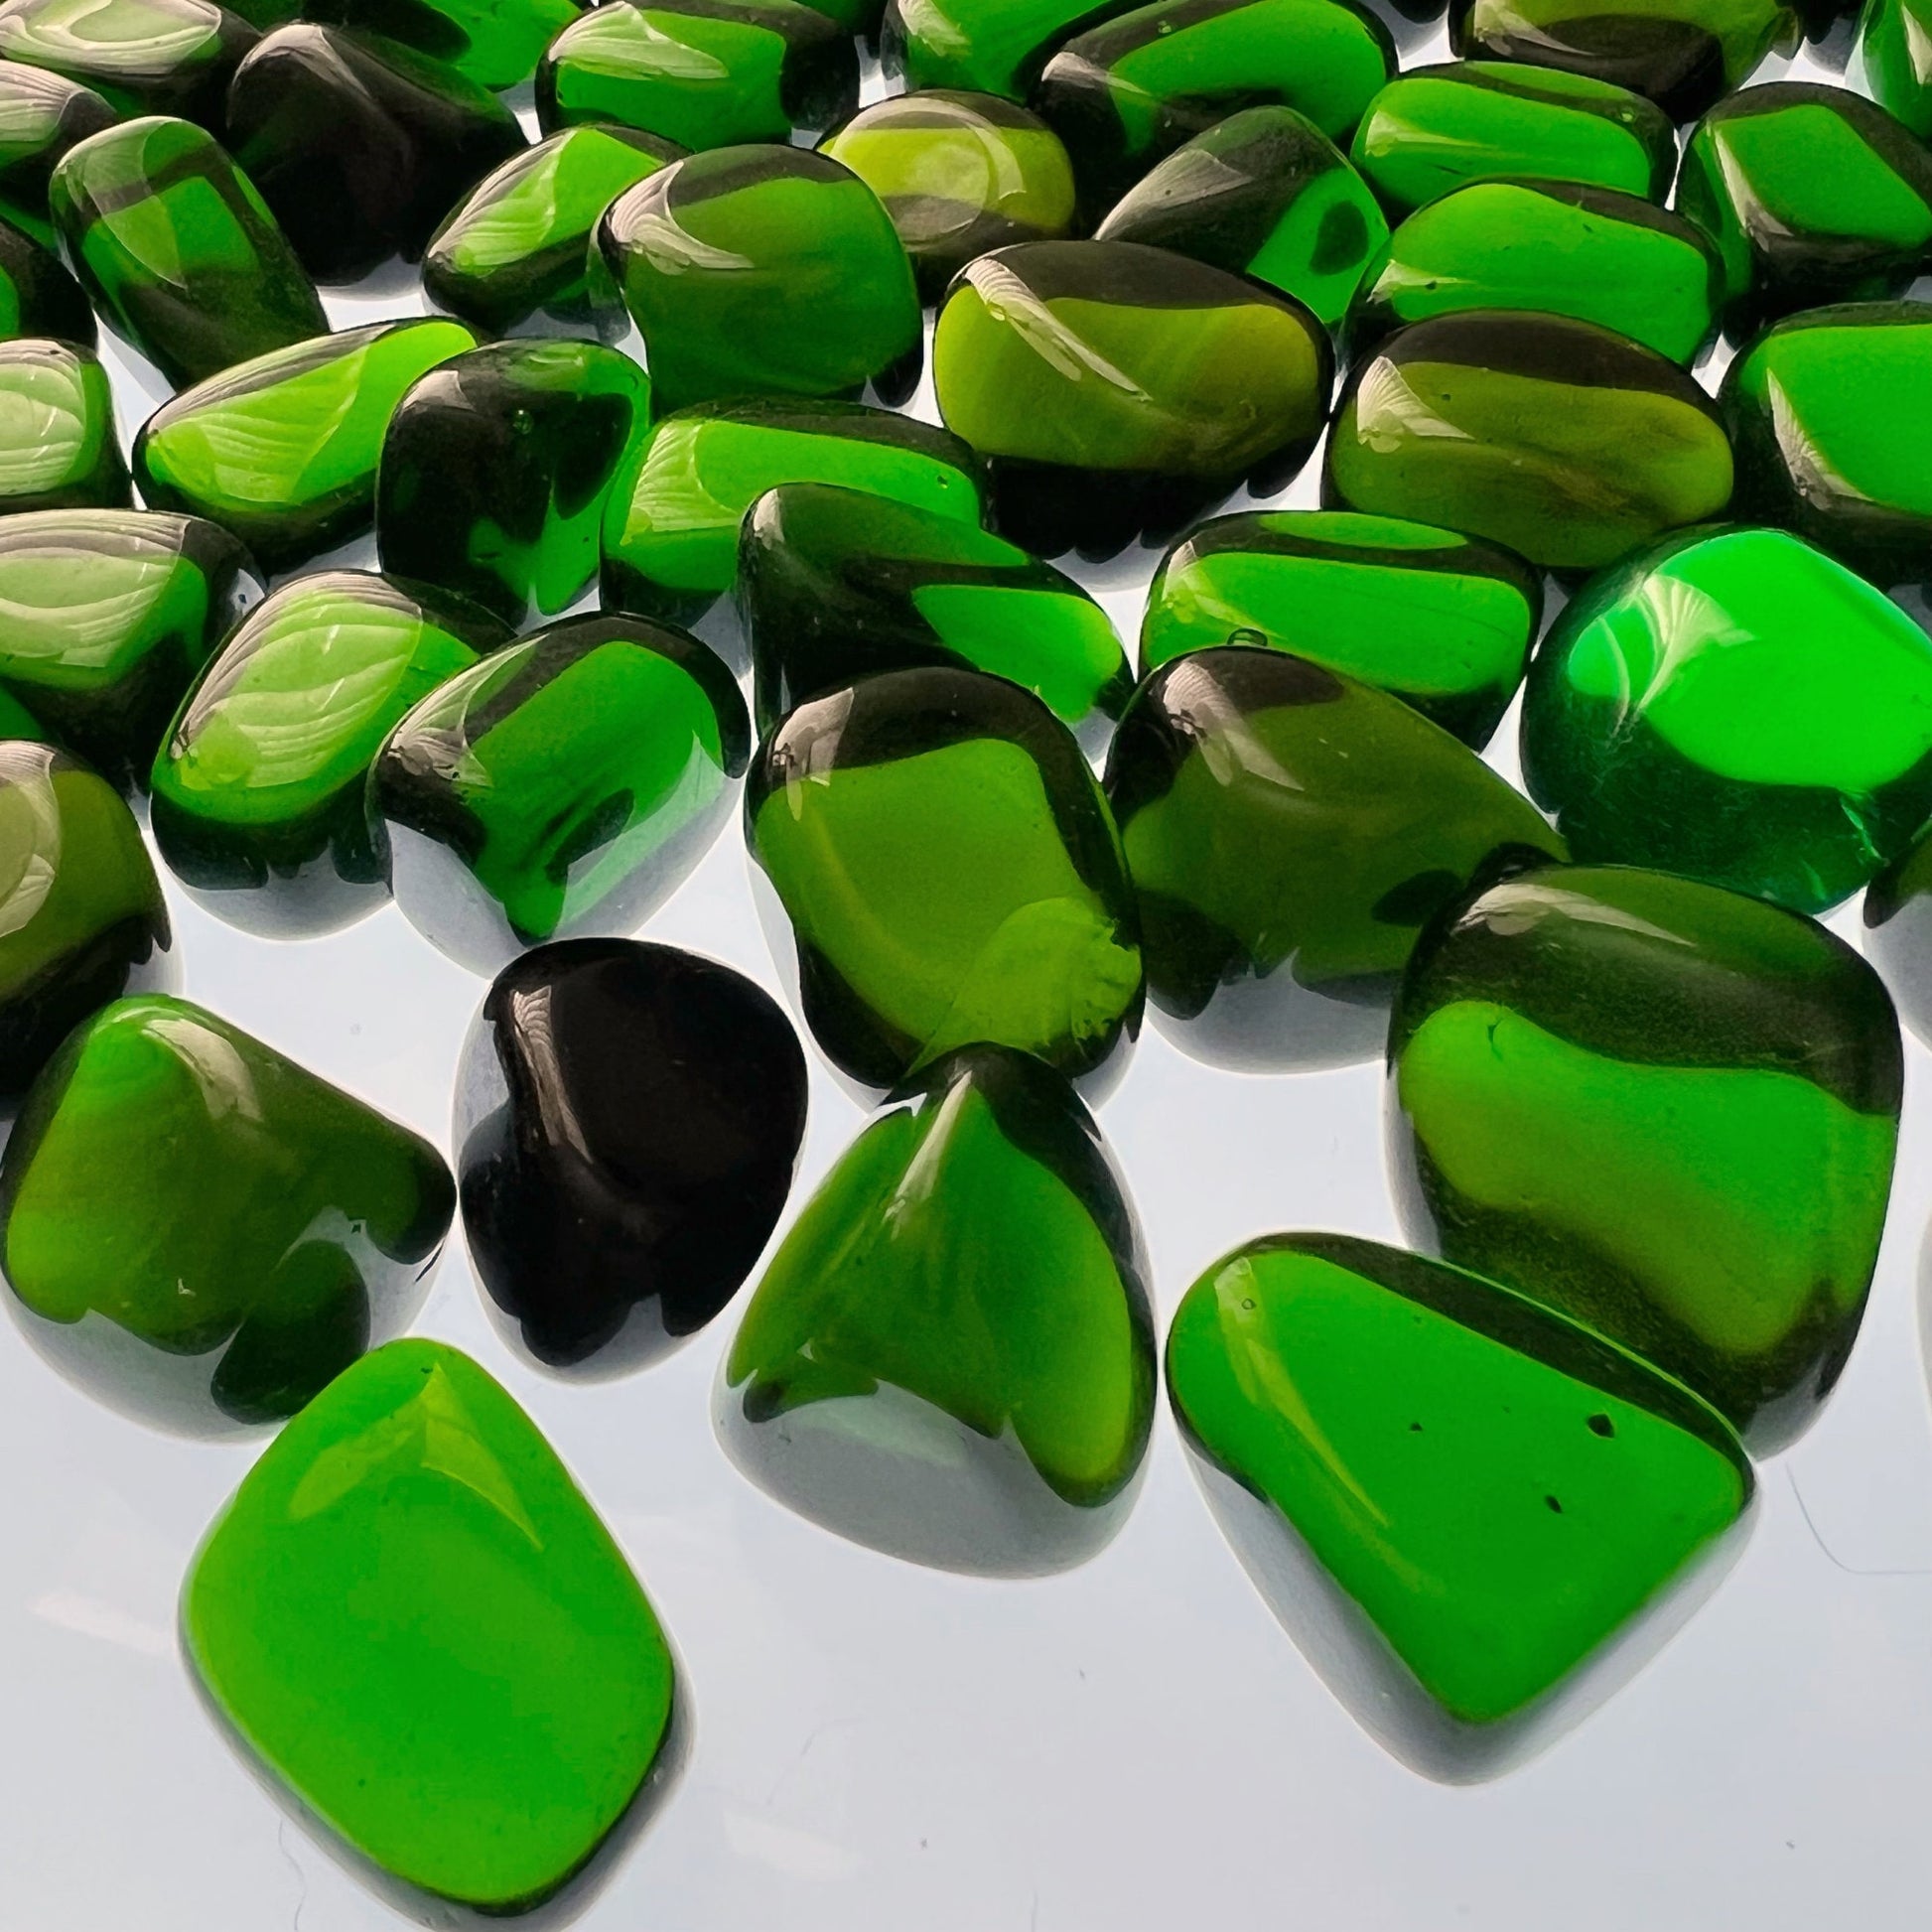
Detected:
[0,0,1928,1904]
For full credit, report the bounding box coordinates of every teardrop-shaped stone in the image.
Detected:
[0,0,259,127]
[0,215,96,344]
[0,64,116,248]
[0,337,126,512]
[305,0,584,89]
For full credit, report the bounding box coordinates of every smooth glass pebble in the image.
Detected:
[0,62,115,248]
[305,0,583,89]
[0,215,93,344]
[881,0,1131,98]
[1858,0,1932,139]
[0,0,259,125]
[0,337,125,512]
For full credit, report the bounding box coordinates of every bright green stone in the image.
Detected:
[718,1045,1154,1576]
[182,1340,681,1913]
[0,215,96,344]
[1389,862,1901,1453]
[883,0,1130,97]
[0,337,125,513]
[1,996,455,1435]
[1167,1231,1753,1780]
[0,63,115,249]
[0,0,258,125]
[1858,0,1932,140]
[305,0,584,89]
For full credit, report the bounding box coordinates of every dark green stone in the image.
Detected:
[225,24,527,286]
[0,0,259,127]
[747,665,1144,1097]
[1865,822,1932,1051]
[49,115,327,388]
[0,64,116,249]
[305,0,584,89]
[0,338,126,512]
[377,339,649,630]
[1140,510,1541,747]
[933,238,1331,558]
[149,569,510,935]
[1389,862,1901,1453]
[882,0,1132,98]
[1858,0,1932,140]
[0,213,95,345]
[718,1044,1154,1576]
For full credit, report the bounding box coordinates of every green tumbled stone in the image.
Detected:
[0,0,258,127]
[0,198,97,343]
[0,63,116,249]
[0,338,125,512]
[602,397,984,623]
[306,0,583,89]
[50,116,327,388]
[377,339,648,630]
[372,614,750,974]
[1324,310,1732,572]
[1349,62,1676,216]
[150,569,509,936]
[820,90,1077,304]
[748,665,1143,1096]
[1,996,455,1435]
[1522,524,1932,912]
[934,238,1330,558]
[1167,1231,1753,1780]
[883,0,1129,98]
[1858,0,1932,140]
[135,318,477,577]
[1389,862,1901,1453]
[1140,509,1541,747]
[718,1044,1154,1576]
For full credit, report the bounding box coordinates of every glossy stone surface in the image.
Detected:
[50,116,327,387]
[226,24,527,286]
[0,338,125,513]
[1,996,455,1435]
[0,509,258,791]
[1140,510,1540,747]
[149,570,508,936]
[372,614,751,974]
[748,665,1143,1097]
[0,203,96,341]
[376,339,648,629]
[1324,311,1732,572]
[1167,1231,1753,1780]
[457,939,807,1374]
[1389,863,1901,1453]
[1859,0,1932,140]
[820,90,1077,303]
[135,318,475,576]
[182,1340,681,1914]
[883,0,1121,97]
[0,63,115,248]
[602,397,984,623]
[0,0,257,127]
[306,0,581,89]
[718,1044,1154,1576]
[934,239,1330,557]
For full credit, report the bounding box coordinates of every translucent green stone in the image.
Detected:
[748,665,1143,1096]
[0,191,98,341]
[0,64,115,249]
[0,338,125,513]
[1167,1231,1753,1780]
[1858,0,1932,140]
[305,0,584,89]
[149,569,509,936]
[135,318,476,577]
[1140,509,1541,747]
[718,1045,1154,1575]
[882,0,1132,98]
[1,996,455,1435]
[0,0,259,125]
[1389,862,1901,1453]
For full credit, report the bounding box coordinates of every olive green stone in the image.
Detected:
[0,63,115,249]
[1389,862,1901,1453]
[149,569,510,936]
[0,0,259,127]
[748,664,1144,1097]
[49,116,327,389]
[1140,509,1541,747]
[882,0,1130,98]
[1858,0,1932,140]
[602,397,985,623]
[305,0,583,89]
[0,204,96,342]
[1,995,455,1435]
[718,1045,1154,1576]
[1168,1231,1753,1780]
[1324,310,1732,572]
[0,338,125,513]
[135,319,476,577]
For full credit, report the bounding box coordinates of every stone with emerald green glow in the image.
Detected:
[305,0,583,89]
[0,0,259,125]
[0,65,115,250]
[0,218,95,345]
[882,0,1121,98]
[748,665,1143,1097]
[1167,1231,1753,1780]
[1858,0,1932,140]
[0,338,126,513]
[1,997,455,1435]
[718,1044,1154,1575]
[1389,862,1901,1452]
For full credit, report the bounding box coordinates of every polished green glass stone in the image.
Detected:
[0,215,95,345]
[1349,62,1675,215]
[598,144,921,416]
[135,318,476,576]
[748,664,1143,1096]
[883,0,1131,98]
[0,508,258,791]
[372,614,750,974]
[1094,106,1388,332]
[149,569,509,936]
[719,1045,1154,1575]
[934,238,1331,558]
[1324,310,1732,572]
[602,397,985,623]
[306,0,582,88]
[1349,178,1723,365]
[49,115,327,388]
[1521,524,1932,912]
[1859,0,1932,140]
[1,996,455,1435]
[1389,862,1901,1453]
[537,0,857,150]
[0,0,258,126]
[738,482,1131,745]
[0,64,115,249]
[424,125,684,341]
[1140,509,1541,747]
[377,339,648,630]
[820,90,1077,303]
[1167,1231,1752,1780]
[0,689,47,740]
[1105,645,1562,1070]
[0,338,126,512]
